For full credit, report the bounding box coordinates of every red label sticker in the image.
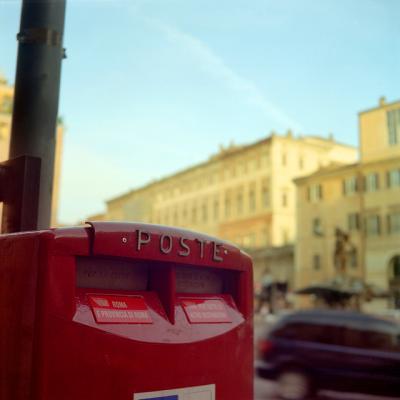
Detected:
[88,295,152,324]
[181,298,231,323]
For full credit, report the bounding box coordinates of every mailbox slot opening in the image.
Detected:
[176,264,239,293]
[76,257,149,291]
[175,264,241,307]
[76,257,243,323]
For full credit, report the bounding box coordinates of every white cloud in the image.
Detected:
[149,19,303,132]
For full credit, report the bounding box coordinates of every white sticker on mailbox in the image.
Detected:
[133,384,215,400]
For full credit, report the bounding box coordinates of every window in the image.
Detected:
[365,215,381,236]
[213,200,219,220]
[344,327,399,351]
[225,198,231,218]
[365,173,379,192]
[348,213,360,231]
[1,96,13,113]
[282,229,289,244]
[164,211,170,225]
[391,256,400,278]
[261,180,269,208]
[282,192,288,207]
[312,218,323,236]
[388,212,400,234]
[236,192,243,215]
[313,254,321,270]
[261,228,269,246]
[191,207,197,224]
[182,207,187,222]
[249,187,256,212]
[387,169,400,188]
[261,153,269,166]
[274,322,341,345]
[201,203,208,222]
[387,109,400,146]
[350,248,358,268]
[299,156,304,169]
[282,153,287,166]
[343,176,358,195]
[308,184,323,202]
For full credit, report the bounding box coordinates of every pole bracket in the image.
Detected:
[17,27,62,46]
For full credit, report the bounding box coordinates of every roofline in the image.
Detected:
[107,133,355,204]
[358,98,400,115]
[107,135,273,203]
[294,155,400,184]
[301,135,356,149]
[294,162,358,183]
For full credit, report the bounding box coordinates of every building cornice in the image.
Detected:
[107,133,356,204]
[358,99,400,115]
[294,155,400,185]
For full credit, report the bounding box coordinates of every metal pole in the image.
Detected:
[9,0,66,230]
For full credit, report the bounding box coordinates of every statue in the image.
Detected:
[333,227,354,274]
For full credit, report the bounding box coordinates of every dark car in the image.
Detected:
[256,309,400,400]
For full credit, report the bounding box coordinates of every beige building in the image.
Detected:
[295,97,400,310]
[0,73,64,227]
[92,131,357,282]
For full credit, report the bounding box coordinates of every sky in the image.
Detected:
[1,0,399,223]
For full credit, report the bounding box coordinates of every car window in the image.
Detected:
[273,322,342,345]
[344,327,400,351]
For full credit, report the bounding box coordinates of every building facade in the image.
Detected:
[295,98,400,311]
[92,132,357,281]
[0,73,64,227]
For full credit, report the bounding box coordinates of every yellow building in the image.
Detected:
[93,131,357,281]
[0,73,64,227]
[295,97,400,311]
[0,74,13,162]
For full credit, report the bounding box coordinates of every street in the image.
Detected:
[254,377,400,400]
[254,376,277,399]
[253,314,400,400]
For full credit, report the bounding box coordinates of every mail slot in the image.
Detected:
[0,222,253,400]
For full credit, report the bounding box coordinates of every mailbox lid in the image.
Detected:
[50,222,251,275]
[52,226,91,256]
[87,222,248,271]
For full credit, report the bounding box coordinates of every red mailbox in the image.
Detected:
[0,222,253,400]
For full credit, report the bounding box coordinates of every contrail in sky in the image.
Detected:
[149,19,304,132]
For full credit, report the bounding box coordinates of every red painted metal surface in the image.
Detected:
[0,222,253,400]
